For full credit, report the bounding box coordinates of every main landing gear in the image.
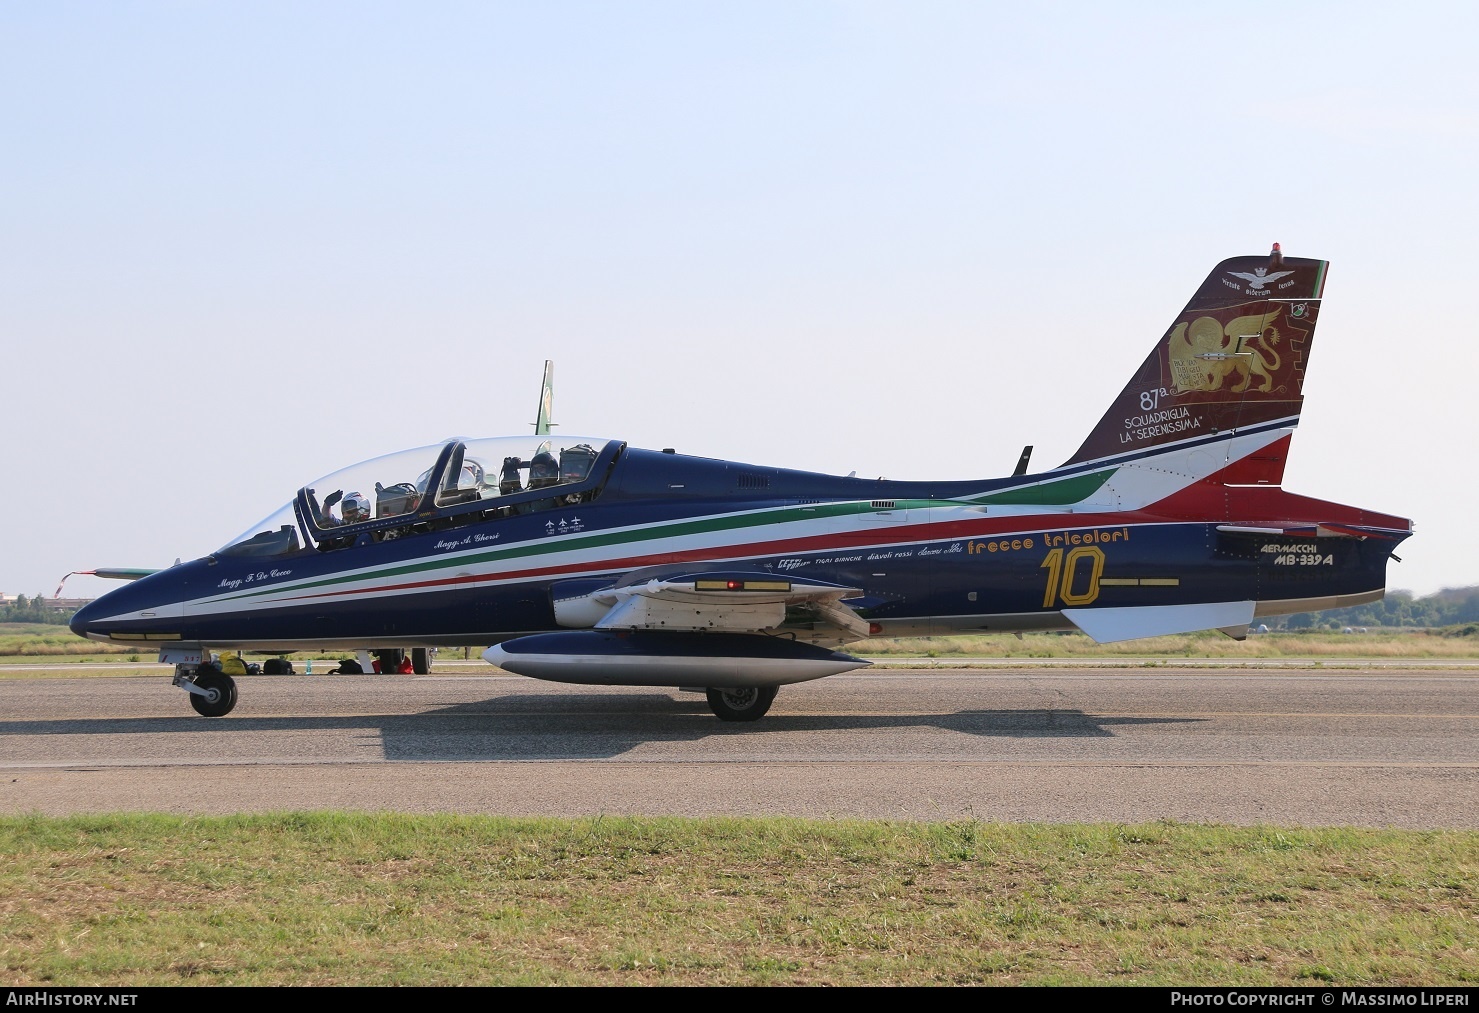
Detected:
[174,664,238,717]
[705,685,778,722]
[372,648,433,674]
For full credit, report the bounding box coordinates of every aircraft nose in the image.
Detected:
[68,588,143,641]
[69,598,104,639]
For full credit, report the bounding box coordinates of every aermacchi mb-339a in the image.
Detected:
[70,247,1413,722]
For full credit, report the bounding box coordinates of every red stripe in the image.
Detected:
[274,510,1170,604]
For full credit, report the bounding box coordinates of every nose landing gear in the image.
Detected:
[173,664,239,717]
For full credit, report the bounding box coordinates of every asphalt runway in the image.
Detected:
[2,666,1475,828]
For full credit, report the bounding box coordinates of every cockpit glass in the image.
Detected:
[301,443,446,528]
[218,503,302,557]
[279,437,614,548]
[438,436,609,507]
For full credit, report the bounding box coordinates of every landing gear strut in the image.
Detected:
[705,685,778,722]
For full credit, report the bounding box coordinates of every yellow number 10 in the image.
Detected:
[1040,546,1105,607]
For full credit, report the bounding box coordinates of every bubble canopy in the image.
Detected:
[218,436,615,555]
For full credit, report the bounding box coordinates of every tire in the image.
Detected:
[375,649,403,674]
[190,669,238,717]
[705,685,778,722]
[412,647,430,675]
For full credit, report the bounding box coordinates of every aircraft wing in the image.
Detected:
[553,571,871,639]
[1063,601,1256,644]
[1216,522,1411,540]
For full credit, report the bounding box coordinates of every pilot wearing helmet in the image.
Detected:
[527,451,559,490]
[524,451,561,512]
[314,489,368,550]
[340,492,371,525]
[322,491,370,526]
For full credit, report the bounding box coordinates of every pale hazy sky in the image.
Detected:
[3,2,1475,601]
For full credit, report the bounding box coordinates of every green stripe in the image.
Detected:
[969,469,1115,505]
[215,499,932,604]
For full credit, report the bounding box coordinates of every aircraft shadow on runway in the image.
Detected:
[0,695,1203,762]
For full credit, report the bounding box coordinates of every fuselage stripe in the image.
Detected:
[217,509,1170,610]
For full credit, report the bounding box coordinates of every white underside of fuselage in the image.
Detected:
[83,590,1388,656]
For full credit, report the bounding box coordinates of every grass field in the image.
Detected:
[2,814,1475,986]
[0,624,158,665]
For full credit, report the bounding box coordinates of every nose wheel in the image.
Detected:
[178,667,238,717]
[705,685,778,722]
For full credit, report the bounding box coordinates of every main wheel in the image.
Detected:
[190,669,238,717]
[375,649,403,673]
[705,685,778,722]
[411,647,430,675]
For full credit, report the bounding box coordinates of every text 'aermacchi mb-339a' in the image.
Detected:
[70,247,1412,722]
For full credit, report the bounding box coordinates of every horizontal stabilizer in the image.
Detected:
[1063,601,1255,644]
[1216,522,1411,540]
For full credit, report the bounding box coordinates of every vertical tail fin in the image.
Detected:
[533,360,556,436]
[1063,246,1328,475]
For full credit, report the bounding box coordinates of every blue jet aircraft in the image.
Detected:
[70,248,1412,722]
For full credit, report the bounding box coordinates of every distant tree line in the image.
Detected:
[0,595,75,625]
[1266,587,1479,631]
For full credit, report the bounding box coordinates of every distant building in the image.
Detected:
[0,593,92,611]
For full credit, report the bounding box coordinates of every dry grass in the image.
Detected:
[856,630,1479,659]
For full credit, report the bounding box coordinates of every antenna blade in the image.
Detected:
[1012,446,1033,477]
